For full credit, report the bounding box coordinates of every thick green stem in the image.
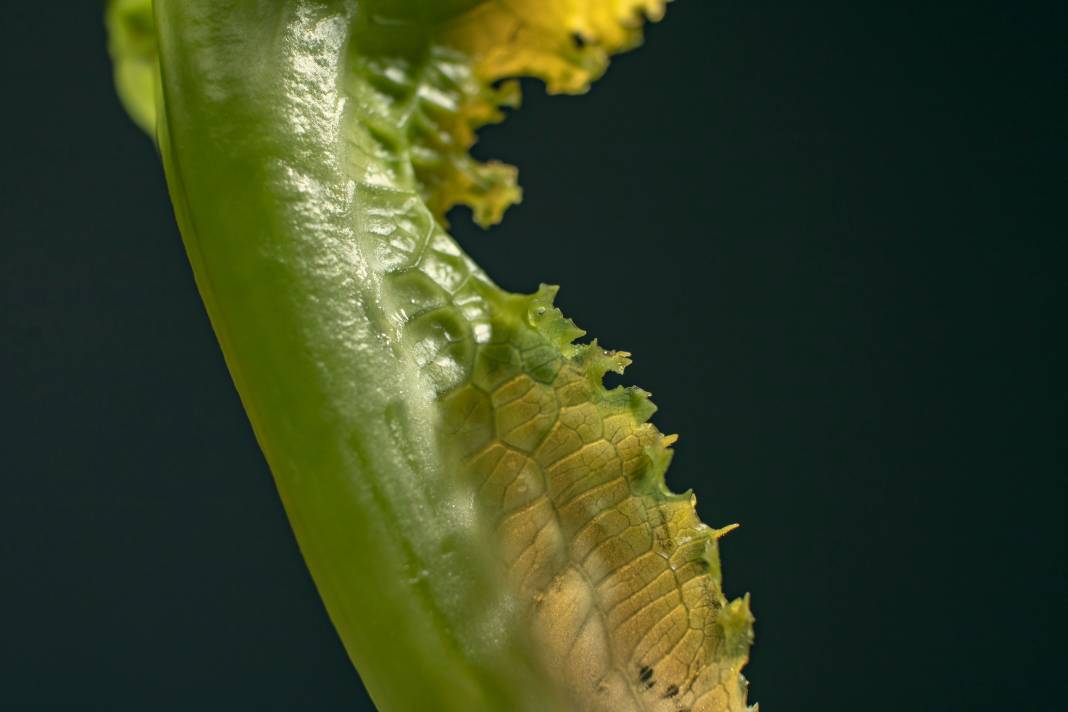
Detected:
[154,2,556,708]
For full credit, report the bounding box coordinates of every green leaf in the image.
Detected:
[105,0,159,137]
[109,1,755,710]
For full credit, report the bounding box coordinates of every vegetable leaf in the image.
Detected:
[107,1,755,710]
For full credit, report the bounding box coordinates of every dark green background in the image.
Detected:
[2,1,1064,709]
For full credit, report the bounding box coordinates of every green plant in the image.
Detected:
[106,1,755,709]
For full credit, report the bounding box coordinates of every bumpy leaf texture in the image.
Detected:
[107,1,755,710]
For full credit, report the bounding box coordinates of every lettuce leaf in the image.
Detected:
[107,2,754,710]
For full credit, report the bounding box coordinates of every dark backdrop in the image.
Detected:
[2,1,1064,710]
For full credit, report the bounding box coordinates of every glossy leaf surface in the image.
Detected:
[109,1,755,709]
